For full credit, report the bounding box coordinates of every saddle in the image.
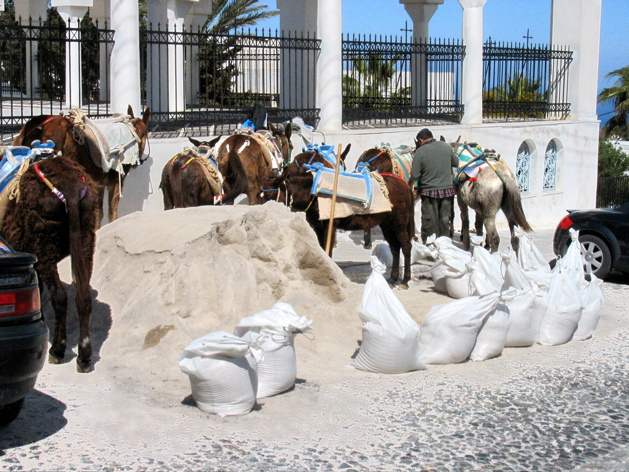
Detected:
[379,143,414,182]
[304,162,392,220]
[454,143,502,184]
[67,109,143,175]
[187,146,224,198]
[233,127,283,171]
[0,142,57,229]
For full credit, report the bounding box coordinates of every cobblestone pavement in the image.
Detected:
[1,229,628,472]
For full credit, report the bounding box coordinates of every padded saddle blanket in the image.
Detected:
[380,143,414,182]
[306,164,392,220]
[231,127,283,170]
[454,143,499,181]
[69,110,142,175]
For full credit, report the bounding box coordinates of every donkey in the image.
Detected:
[264,145,415,288]
[13,106,151,227]
[2,156,99,372]
[449,140,533,253]
[215,122,293,205]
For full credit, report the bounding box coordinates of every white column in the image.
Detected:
[400,0,442,39]
[277,0,317,110]
[15,0,48,99]
[110,0,142,115]
[459,0,486,125]
[89,0,110,102]
[551,0,602,121]
[51,1,92,109]
[316,0,342,131]
[401,0,443,107]
[167,2,194,112]
[187,2,213,106]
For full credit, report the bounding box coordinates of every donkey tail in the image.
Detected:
[502,175,533,232]
[221,145,249,205]
[168,158,187,209]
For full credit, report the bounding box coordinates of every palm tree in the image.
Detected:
[343,53,404,109]
[204,0,278,34]
[598,66,629,140]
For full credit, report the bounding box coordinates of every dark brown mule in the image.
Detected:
[2,157,98,372]
[160,136,222,210]
[449,140,533,253]
[216,122,292,205]
[354,145,418,249]
[265,147,415,288]
[13,106,150,226]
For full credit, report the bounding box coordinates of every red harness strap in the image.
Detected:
[379,173,407,183]
[38,116,57,129]
[33,162,67,206]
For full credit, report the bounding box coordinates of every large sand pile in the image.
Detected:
[53,202,414,406]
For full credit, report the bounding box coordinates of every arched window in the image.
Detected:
[516,142,531,194]
[543,140,559,191]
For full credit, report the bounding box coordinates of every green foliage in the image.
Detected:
[342,53,408,109]
[198,0,278,105]
[598,66,629,140]
[598,140,629,178]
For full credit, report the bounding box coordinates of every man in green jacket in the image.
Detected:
[410,128,459,243]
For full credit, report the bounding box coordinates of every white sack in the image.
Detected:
[470,301,511,362]
[469,245,504,295]
[573,275,604,341]
[504,288,536,347]
[501,249,532,291]
[352,257,425,374]
[234,302,312,399]
[537,266,583,346]
[440,247,473,299]
[418,292,502,364]
[445,270,472,299]
[515,226,551,273]
[179,331,258,416]
[430,261,449,293]
[558,229,587,290]
[372,240,436,268]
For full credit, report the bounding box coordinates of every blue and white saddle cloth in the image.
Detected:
[0,141,55,195]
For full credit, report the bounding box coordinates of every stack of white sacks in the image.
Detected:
[179,302,312,416]
[354,227,604,373]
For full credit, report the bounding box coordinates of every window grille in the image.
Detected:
[543,140,558,191]
[516,142,531,193]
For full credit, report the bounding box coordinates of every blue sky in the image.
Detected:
[258,0,628,123]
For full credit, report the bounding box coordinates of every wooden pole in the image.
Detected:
[325,144,343,256]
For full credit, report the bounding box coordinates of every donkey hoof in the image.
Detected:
[48,353,64,365]
[76,360,92,373]
[398,283,409,290]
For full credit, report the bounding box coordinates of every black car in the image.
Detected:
[553,202,629,279]
[0,237,48,426]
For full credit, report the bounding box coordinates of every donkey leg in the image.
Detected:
[484,218,501,253]
[75,282,93,373]
[458,198,471,250]
[107,174,122,222]
[39,267,68,364]
[509,221,520,254]
[363,229,372,250]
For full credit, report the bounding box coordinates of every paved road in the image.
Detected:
[1,226,628,472]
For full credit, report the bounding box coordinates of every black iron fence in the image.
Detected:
[141,26,321,137]
[1,12,574,142]
[597,175,629,208]
[342,34,465,128]
[0,15,114,142]
[483,39,572,121]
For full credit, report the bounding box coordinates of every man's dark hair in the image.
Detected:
[416,128,433,141]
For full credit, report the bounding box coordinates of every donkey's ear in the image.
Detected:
[269,122,278,133]
[209,135,222,148]
[440,135,445,141]
[284,121,292,139]
[127,105,134,118]
[340,143,351,162]
[142,107,151,125]
[188,137,202,147]
[456,135,461,143]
